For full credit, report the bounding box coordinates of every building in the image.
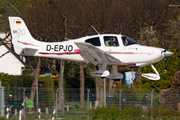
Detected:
[0,32,26,75]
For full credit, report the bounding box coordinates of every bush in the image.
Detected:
[70,102,80,110]
[89,105,121,120]
[87,105,180,120]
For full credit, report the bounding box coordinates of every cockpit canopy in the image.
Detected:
[84,35,139,47]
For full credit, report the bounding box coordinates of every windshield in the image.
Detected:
[122,36,139,46]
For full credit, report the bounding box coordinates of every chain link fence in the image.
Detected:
[1,86,179,119]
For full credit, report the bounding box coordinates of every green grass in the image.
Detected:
[2,101,180,120]
[1,110,180,120]
[0,117,16,120]
[0,114,86,120]
[55,115,87,120]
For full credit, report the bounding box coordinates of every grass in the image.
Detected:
[0,112,87,120]
[55,115,87,120]
[0,117,16,120]
[2,101,179,120]
[1,111,180,120]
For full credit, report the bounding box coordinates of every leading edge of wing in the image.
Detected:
[74,42,121,65]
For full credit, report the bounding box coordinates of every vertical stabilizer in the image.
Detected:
[9,17,39,55]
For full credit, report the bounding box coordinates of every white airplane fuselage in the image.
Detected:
[16,34,165,66]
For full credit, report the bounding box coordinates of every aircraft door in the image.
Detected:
[103,36,124,61]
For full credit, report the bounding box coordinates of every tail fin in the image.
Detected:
[9,17,39,55]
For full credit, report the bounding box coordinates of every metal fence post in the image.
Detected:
[151,89,154,119]
[151,89,154,108]
[0,81,2,116]
[0,82,5,117]
[87,89,90,120]
[36,79,38,111]
[23,88,26,120]
[2,86,4,117]
[0,81,1,116]
[119,89,122,110]
[104,78,106,106]
[55,88,59,118]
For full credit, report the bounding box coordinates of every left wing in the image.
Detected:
[74,42,121,65]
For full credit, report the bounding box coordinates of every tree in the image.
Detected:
[28,57,41,103]
[96,65,104,107]
[0,73,10,86]
[80,63,84,108]
[163,15,180,54]
[0,0,32,58]
[21,0,65,111]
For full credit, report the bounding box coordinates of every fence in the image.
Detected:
[0,81,5,117]
[1,87,179,119]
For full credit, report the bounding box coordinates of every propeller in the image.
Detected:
[162,41,167,74]
[165,57,167,74]
[162,41,173,74]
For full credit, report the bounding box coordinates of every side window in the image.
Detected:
[104,36,119,46]
[85,37,101,46]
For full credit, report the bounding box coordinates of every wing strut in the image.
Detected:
[150,64,159,75]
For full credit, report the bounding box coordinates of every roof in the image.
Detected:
[0,39,27,67]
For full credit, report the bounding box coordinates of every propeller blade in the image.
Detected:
[165,57,167,74]
[162,50,172,74]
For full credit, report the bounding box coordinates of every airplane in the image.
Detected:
[8,17,173,81]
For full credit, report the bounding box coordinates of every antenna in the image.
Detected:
[91,25,100,35]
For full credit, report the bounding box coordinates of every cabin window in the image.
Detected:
[85,37,101,46]
[104,36,119,46]
[122,36,139,46]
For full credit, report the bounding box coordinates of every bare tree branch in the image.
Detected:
[9,3,20,14]
[42,58,59,75]
[0,33,11,46]
[27,59,35,71]
[0,51,10,58]
[27,0,32,7]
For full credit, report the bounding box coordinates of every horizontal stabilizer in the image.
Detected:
[24,46,39,50]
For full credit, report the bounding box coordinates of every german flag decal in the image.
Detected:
[16,21,21,25]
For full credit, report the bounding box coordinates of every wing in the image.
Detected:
[74,42,121,65]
